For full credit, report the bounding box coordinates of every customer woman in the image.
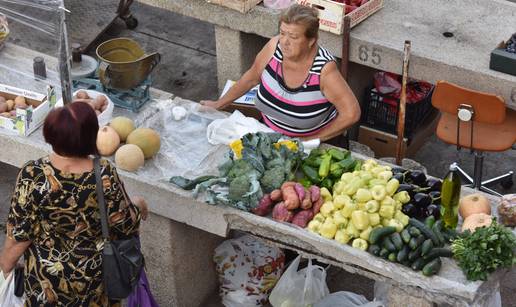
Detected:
[0,101,148,306]
[201,4,360,141]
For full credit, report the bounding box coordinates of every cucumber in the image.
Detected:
[411,258,428,271]
[425,215,436,228]
[401,228,411,244]
[390,232,404,250]
[408,246,422,261]
[422,258,442,276]
[382,237,397,252]
[409,218,440,246]
[409,226,421,237]
[432,220,446,247]
[423,248,453,261]
[409,235,426,250]
[421,239,434,256]
[442,228,459,243]
[368,244,381,256]
[369,226,397,244]
[379,248,390,259]
[388,252,397,262]
[397,245,410,263]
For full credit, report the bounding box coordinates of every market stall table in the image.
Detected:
[138,0,516,110]
[0,43,513,306]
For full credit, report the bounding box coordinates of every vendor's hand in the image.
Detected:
[199,100,221,110]
[131,196,148,221]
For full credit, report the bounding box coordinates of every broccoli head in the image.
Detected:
[260,166,285,193]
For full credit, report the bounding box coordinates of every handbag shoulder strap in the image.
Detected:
[94,156,110,241]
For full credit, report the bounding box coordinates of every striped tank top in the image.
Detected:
[255,43,338,137]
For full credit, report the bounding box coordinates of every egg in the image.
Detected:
[94,95,107,110]
[6,100,14,111]
[76,90,90,99]
[14,96,28,109]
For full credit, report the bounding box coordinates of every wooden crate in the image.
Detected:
[208,0,263,13]
[297,0,384,34]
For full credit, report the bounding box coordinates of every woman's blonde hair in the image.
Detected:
[279,4,319,39]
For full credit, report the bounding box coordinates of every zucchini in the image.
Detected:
[411,258,428,271]
[382,236,397,253]
[408,246,422,261]
[390,232,404,250]
[421,239,434,256]
[422,258,442,276]
[432,220,446,247]
[368,244,381,256]
[369,226,397,244]
[401,228,411,244]
[424,215,436,228]
[409,226,421,237]
[379,248,390,259]
[423,248,453,261]
[409,235,426,250]
[397,245,410,263]
[409,218,440,246]
[388,252,397,262]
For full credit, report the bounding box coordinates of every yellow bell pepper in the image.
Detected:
[320,187,333,202]
[341,201,357,218]
[395,210,410,227]
[379,205,395,219]
[359,226,373,241]
[332,210,348,228]
[320,201,335,217]
[307,220,322,234]
[387,219,404,232]
[365,200,380,213]
[352,238,369,251]
[313,213,326,223]
[368,213,380,226]
[351,210,370,230]
[333,195,351,209]
[319,219,337,239]
[334,229,352,244]
[340,172,354,183]
[393,191,411,204]
[345,221,360,238]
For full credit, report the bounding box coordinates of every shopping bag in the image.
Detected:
[126,268,159,307]
[269,256,329,307]
[0,271,24,307]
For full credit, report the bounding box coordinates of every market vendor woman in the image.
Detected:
[201,4,360,141]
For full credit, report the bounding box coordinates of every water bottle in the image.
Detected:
[440,163,461,229]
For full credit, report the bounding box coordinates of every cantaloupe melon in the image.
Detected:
[110,116,135,142]
[97,126,120,156]
[115,144,145,171]
[126,128,161,159]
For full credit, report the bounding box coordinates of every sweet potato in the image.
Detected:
[309,185,320,203]
[272,202,294,222]
[312,197,324,215]
[270,189,283,202]
[294,183,305,201]
[291,210,314,228]
[282,185,300,210]
[252,194,274,216]
[300,189,312,210]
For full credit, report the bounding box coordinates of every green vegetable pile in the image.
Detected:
[451,221,516,281]
[300,147,361,191]
[170,132,304,211]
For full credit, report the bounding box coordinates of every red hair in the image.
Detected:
[43,101,99,157]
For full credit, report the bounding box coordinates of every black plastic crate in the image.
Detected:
[361,86,434,138]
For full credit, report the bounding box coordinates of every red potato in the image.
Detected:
[252,194,274,216]
[312,197,324,215]
[272,202,294,222]
[294,183,305,201]
[282,185,300,210]
[300,189,312,210]
[270,189,283,202]
[291,210,314,228]
[281,181,296,189]
[309,186,320,203]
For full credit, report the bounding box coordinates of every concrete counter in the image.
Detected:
[138,0,516,110]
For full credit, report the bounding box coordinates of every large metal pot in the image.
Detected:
[96,38,160,90]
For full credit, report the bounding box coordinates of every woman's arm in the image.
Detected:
[0,236,31,277]
[304,61,361,141]
[200,36,279,110]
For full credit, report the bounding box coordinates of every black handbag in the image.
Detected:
[94,157,144,300]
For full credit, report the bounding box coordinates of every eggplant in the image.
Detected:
[397,183,416,194]
[426,204,441,220]
[407,170,427,186]
[413,193,432,208]
[425,178,442,192]
[428,191,441,204]
[393,172,405,183]
[402,203,418,217]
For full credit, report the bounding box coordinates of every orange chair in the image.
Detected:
[431,80,516,196]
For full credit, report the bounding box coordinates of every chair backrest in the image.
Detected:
[431,80,506,124]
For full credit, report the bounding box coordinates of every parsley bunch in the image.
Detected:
[451,221,516,281]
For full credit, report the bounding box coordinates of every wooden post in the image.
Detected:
[340,15,351,81]
[395,40,411,165]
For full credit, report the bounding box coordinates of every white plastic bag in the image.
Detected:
[206,110,274,145]
[214,235,285,307]
[314,291,384,307]
[263,0,293,10]
[269,255,329,307]
[0,271,24,307]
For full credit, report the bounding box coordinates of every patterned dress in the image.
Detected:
[6,156,141,307]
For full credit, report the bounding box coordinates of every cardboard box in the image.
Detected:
[297,0,384,34]
[358,110,438,158]
[220,80,262,120]
[0,84,56,136]
[489,40,516,77]
[208,0,263,13]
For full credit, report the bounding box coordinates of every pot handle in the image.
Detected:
[98,61,112,88]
